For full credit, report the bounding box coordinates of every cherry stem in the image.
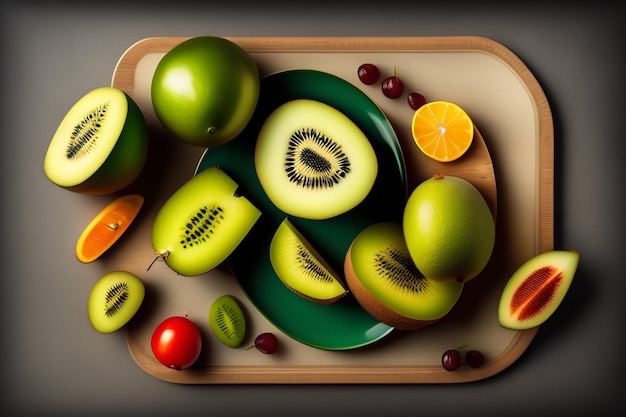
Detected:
[456,344,470,357]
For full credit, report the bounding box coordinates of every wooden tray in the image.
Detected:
[107,36,553,383]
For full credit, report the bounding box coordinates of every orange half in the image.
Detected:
[411,101,474,162]
[75,194,144,263]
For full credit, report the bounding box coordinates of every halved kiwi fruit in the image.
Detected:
[345,222,463,330]
[254,99,378,220]
[498,250,579,330]
[43,87,148,195]
[270,218,348,304]
[150,166,262,276]
[88,271,145,333]
[209,295,247,348]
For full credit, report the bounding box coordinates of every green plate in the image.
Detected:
[195,69,407,350]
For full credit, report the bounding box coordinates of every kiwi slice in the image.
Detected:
[345,222,463,330]
[43,86,148,195]
[254,99,378,220]
[208,295,247,348]
[150,167,262,276]
[88,271,145,333]
[270,218,348,304]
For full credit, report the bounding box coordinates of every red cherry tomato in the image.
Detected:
[150,316,202,370]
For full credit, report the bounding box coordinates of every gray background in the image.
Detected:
[2,2,623,416]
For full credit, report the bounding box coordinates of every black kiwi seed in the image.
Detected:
[104,281,130,317]
[285,127,351,189]
[179,205,224,249]
[66,101,109,160]
[209,295,246,347]
[296,242,336,284]
[375,247,430,293]
[214,305,245,337]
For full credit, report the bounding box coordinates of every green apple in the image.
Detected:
[43,87,148,195]
[151,36,260,147]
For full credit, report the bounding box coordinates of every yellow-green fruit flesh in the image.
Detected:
[209,295,247,348]
[270,219,348,304]
[88,271,145,334]
[255,99,378,220]
[43,87,148,195]
[151,36,260,147]
[403,175,495,283]
[151,167,261,276]
[498,250,579,330]
[345,222,463,328]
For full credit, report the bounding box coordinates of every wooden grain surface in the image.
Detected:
[109,36,552,383]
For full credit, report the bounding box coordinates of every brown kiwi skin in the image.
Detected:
[344,246,438,331]
[286,285,348,305]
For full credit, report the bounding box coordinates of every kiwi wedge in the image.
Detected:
[254,99,378,220]
[150,167,262,276]
[345,222,463,330]
[88,271,145,333]
[270,218,348,304]
[208,295,247,348]
[43,86,148,195]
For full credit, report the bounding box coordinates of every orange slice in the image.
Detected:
[411,101,474,162]
[75,194,144,263]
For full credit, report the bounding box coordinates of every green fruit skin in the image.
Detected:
[151,36,260,147]
[46,91,149,195]
[71,95,148,194]
[403,175,495,283]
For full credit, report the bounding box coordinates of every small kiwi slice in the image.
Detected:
[255,99,378,220]
[150,167,262,276]
[88,271,145,333]
[345,222,463,330]
[43,86,148,195]
[270,218,348,304]
[208,295,247,348]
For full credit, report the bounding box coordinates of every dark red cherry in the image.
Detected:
[407,92,426,110]
[254,332,278,354]
[442,349,461,371]
[382,76,404,99]
[357,63,380,85]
